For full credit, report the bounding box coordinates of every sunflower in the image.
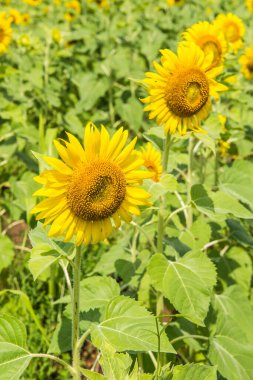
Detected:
[239,45,253,80]
[167,0,185,6]
[88,0,109,9]
[141,143,162,182]
[182,21,227,68]
[31,123,151,245]
[23,0,42,5]
[21,13,30,25]
[64,0,81,21]
[8,9,22,25]
[142,42,227,135]
[246,0,253,12]
[213,13,245,52]
[0,17,12,54]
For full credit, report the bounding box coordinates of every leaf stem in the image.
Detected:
[72,245,82,380]
[187,135,194,229]
[170,334,209,345]
[31,354,75,376]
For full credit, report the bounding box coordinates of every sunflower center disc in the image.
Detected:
[225,23,239,42]
[67,160,126,221]
[0,29,4,43]
[247,62,253,73]
[201,39,221,66]
[165,68,209,117]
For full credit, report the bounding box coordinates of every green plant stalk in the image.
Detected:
[157,133,171,253]
[39,112,45,154]
[187,136,194,229]
[31,354,75,376]
[72,246,82,380]
[214,145,220,187]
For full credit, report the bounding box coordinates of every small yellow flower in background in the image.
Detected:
[239,45,253,80]
[141,143,162,182]
[218,114,227,129]
[142,42,227,135]
[8,9,22,25]
[52,28,61,44]
[54,0,61,5]
[182,21,227,68]
[23,0,42,6]
[31,123,152,246]
[219,140,230,157]
[64,0,81,21]
[88,0,110,9]
[0,17,12,54]
[21,13,30,25]
[246,0,253,12]
[18,34,30,47]
[213,13,245,52]
[167,0,185,6]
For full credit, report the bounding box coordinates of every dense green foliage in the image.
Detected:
[0,0,253,379]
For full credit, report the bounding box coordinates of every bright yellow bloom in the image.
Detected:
[142,42,227,135]
[8,9,22,25]
[213,13,245,52]
[167,0,185,6]
[239,45,253,80]
[0,17,12,54]
[246,0,253,12]
[183,21,227,68]
[31,123,151,245]
[141,143,162,182]
[219,140,230,157]
[52,28,61,44]
[18,34,30,47]
[21,13,30,25]
[23,0,42,5]
[64,0,81,21]
[88,0,109,8]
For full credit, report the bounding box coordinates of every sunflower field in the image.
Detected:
[0,0,253,379]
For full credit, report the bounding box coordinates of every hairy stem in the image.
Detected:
[72,246,82,380]
[31,354,75,376]
[187,136,194,229]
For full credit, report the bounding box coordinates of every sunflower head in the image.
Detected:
[23,0,42,5]
[239,44,253,80]
[141,42,227,135]
[246,0,253,12]
[167,0,185,6]
[31,123,151,246]
[183,21,227,68]
[0,17,12,54]
[8,9,22,25]
[213,13,245,52]
[141,143,162,182]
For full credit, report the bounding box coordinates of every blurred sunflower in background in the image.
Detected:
[0,16,12,54]
[23,0,42,6]
[141,143,162,182]
[32,123,151,245]
[8,8,22,24]
[64,0,81,21]
[142,42,227,135]
[167,0,185,6]
[88,0,110,9]
[213,13,245,52]
[246,0,253,12]
[239,45,253,79]
[182,21,227,68]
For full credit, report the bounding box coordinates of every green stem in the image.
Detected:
[157,133,171,253]
[170,334,209,345]
[214,146,220,187]
[187,136,194,229]
[72,246,82,380]
[31,354,75,376]
[39,112,45,154]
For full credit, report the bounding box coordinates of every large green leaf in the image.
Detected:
[217,247,252,293]
[0,315,31,379]
[162,363,217,380]
[208,315,253,380]
[147,251,216,325]
[0,235,14,273]
[213,286,253,344]
[180,216,211,251]
[219,160,253,209]
[91,296,175,353]
[191,184,253,219]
